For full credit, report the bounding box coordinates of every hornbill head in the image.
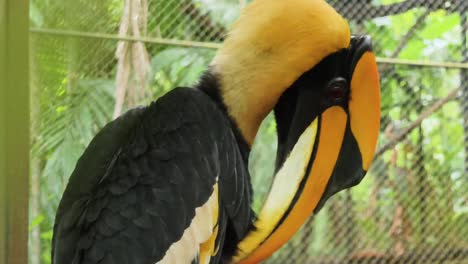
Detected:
[208,0,380,262]
[273,35,380,212]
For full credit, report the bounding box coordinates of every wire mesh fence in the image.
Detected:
[29,0,468,263]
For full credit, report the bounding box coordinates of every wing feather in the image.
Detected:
[52,88,254,264]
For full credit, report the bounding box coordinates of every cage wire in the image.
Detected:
[30,0,468,263]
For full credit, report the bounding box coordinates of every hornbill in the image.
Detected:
[52,0,380,263]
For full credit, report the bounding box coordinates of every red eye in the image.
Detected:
[326,78,348,103]
[328,85,345,100]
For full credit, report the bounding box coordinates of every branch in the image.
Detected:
[379,9,430,74]
[375,87,461,157]
[114,0,151,118]
[181,1,227,41]
[391,10,430,58]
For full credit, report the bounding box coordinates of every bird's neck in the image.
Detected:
[197,65,285,148]
[196,71,251,163]
[207,59,300,147]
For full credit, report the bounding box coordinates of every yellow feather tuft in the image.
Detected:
[211,0,350,145]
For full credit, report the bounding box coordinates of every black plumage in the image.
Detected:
[52,87,255,264]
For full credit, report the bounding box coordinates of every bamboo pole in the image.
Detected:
[28,28,468,70]
[461,8,467,174]
[30,27,222,49]
[0,0,30,263]
[0,0,6,260]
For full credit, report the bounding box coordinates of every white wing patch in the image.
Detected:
[157,184,219,264]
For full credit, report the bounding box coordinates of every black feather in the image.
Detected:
[52,87,255,264]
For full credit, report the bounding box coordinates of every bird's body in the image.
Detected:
[53,87,255,264]
[53,0,381,263]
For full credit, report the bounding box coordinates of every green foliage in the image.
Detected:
[32,77,115,263]
[150,47,215,93]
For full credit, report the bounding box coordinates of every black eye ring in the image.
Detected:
[326,78,348,102]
